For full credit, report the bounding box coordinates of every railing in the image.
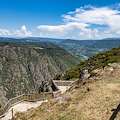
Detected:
[0,80,77,117]
[53,80,74,86]
[109,103,120,120]
[0,92,53,117]
[53,90,62,98]
[66,79,82,92]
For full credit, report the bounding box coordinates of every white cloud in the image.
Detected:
[0,5,120,39]
[0,29,11,36]
[0,25,32,37]
[37,22,88,38]
[63,7,120,24]
[37,5,120,39]
[15,25,32,36]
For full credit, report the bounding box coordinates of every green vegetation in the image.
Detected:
[62,47,120,80]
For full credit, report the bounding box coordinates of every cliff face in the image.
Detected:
[0,42,78,105]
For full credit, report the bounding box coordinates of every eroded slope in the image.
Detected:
[0,42,78,107]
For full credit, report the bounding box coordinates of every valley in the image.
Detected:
[0,41,78,110]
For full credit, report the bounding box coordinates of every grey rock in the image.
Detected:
[0,42,78,106]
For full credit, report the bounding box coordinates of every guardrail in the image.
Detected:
[0,92,53,117]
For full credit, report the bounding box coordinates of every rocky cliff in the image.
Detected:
[0,42,78,106]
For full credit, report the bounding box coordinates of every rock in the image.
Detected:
[80,69,90,80]
[0,42,78,106]
[54,95,71,104]
[108,63,120,69]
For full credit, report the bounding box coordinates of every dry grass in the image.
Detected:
[15,78,120,120]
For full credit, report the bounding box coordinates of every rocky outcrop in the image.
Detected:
[91,63,120,80]
[0,42,78,106]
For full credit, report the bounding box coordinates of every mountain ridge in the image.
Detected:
[0,37,120,60]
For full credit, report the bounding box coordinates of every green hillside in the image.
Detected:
[62,47,120,80]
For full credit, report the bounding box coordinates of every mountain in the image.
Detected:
[1,37,120,60]
[0,37,120,60]
[0,37,63,44]
[57,38,120,60]
[0,41,78,107]
[18,37,120,60]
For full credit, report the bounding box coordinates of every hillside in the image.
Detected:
[15,63,120,120]
[62,47,120,80]
[14,48,120,120]
[0,42,78,108]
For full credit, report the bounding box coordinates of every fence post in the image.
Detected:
[11,108,14,120]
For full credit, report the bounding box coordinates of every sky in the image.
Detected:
[0,0,120,39]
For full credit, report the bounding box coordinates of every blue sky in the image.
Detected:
[0,0,120,39]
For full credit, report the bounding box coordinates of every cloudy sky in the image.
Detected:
[0,0,120,39]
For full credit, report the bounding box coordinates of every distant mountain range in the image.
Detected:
[0,37,120,60]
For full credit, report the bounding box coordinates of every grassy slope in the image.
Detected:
[15,75,120,120]
[62,47,120,80]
